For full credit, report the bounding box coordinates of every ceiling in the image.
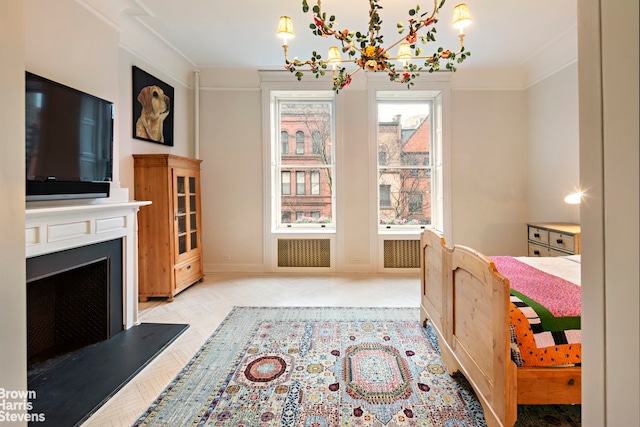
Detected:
[88,0,577,72]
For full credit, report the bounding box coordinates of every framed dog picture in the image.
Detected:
[132,66,174,146]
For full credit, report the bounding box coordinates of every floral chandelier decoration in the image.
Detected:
[277,0,472,92]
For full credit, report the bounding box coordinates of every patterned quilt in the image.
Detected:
[509,295,581,367]
[489,256,582,368]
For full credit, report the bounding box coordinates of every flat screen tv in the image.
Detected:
[25,72,114,201]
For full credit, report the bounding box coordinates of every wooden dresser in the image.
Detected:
[527,222,581,257]
[134,154,204,301]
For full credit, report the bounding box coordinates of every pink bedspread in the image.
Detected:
[489,256,581,317]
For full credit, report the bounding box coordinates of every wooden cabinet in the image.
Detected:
[527,222,581,257]
[134,154,204,301]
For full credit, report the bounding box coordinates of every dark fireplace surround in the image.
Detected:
[26,239,124,368]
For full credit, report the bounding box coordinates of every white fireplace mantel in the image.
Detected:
[25,201,151,329]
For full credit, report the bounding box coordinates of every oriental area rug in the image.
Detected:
[133,307,581,427]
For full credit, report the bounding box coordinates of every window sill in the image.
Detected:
[273,228,336,235]
[378,228,426,236]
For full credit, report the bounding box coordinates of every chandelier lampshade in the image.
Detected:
[396,43,413,65]
[277,16,295,43]
[452,3,472,32]
[327,46,342,66]
[277,0,473,92]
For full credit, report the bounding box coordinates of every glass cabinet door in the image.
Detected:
[189,176,198,252]
[174,169,200,263]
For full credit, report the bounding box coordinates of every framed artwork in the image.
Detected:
[132,66,174,146]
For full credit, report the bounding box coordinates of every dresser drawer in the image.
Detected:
[528,242,550,257]
[548,231,575,253]
[528,226,549,245]
[527,222,580,257]
[549,247,574,257]
[174,257,203,292]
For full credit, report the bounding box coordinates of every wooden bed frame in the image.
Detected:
[419,229,581,427]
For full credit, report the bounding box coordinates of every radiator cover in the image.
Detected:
[277,238,331,268]
[383,239,420,268]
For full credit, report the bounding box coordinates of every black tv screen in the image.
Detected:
[25,72,113,201]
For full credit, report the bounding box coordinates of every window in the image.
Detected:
[310,170,320,195]
[270,91,336,229]
[281,131,288,154]
[377,91,441,228]
[409,193,423,214]
[379,151,388,166]
[296,171,305,195]
[281,171,291,195]
[312,131,321,154]
[380,185,391,207]
[296,131,305,155]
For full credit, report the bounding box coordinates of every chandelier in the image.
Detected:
[277,0,472,92]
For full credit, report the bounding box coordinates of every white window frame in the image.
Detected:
[367,73,452,242]
[267,90,337,231]
[375,90,442,232]
[366,74,452,273]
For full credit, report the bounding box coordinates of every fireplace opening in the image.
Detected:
[26,239,123,369]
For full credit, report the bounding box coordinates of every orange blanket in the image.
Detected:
[510,301,581,367]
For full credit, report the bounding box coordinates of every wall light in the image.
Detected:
[564,191,583,204]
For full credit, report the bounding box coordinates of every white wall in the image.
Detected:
[526,63,580,223]
[599,1,639,421]
[579,0,639,425]
[196,69,537,271]
[0,3,27,424]
[117,49,196,194]
[24,0,196,201]
[24,0,123,201]
[25,1,119,102]
[449,89,528,255]
[197,79,264,271]
[339,89,373,270]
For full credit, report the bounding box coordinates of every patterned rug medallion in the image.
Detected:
[133,307,486,426]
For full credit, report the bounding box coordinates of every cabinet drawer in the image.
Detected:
[174,258,203,292]
[549,247,573,257]
[528,242,550,257]
[549,231,575,253]
[528,226,549,245]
